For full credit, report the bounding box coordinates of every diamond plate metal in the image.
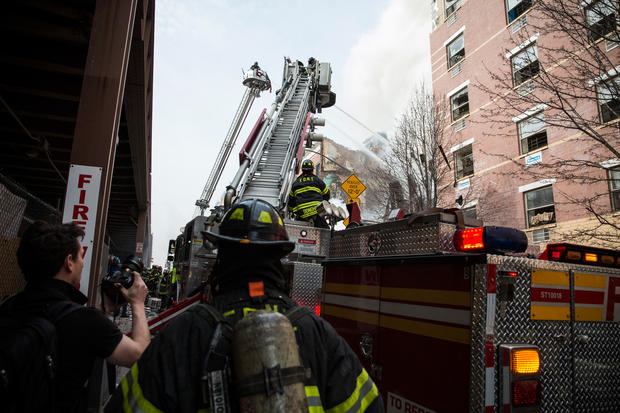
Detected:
[488,255,620,412]
[290,262,323,311]
[330,213,475,257]
[286,221,331,258]
[469,263,488,413]
[326,216,619,411]
[573,321,620,411]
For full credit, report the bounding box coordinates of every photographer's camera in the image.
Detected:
[101,255,143,304]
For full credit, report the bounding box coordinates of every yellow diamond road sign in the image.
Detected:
[341,174,366,198]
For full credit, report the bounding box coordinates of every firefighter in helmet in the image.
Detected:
[288,159,330,228]
[106,198,383,413]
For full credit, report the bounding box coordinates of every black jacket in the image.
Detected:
[2,279,122,413]
[106,291,383,413]
[288,173,330,219]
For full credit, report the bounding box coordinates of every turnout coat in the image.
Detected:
[106,291,382,413]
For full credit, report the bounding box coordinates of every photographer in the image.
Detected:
[3,221,150,412]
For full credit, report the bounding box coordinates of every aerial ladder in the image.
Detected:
[172,57,336,301]
[194,63,271,216]
[224,57,335,211]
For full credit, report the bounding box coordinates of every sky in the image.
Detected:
[151,0,432,265]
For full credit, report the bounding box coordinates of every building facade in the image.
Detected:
[429,0,619,249]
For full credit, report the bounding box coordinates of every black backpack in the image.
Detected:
[0,297,83,412]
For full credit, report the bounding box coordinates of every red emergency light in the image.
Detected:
[512,379,540,407]
[314,304,321,316]
[540,243,619,268]
[453,226,528,253]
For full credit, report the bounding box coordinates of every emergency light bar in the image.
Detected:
[453,226,528,253]
[540,243,620,268]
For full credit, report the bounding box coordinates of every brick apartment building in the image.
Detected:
[429,0,619,249]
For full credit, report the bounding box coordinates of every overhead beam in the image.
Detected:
[0,56,84,76]
[6,109,76,123]
[0,84,80,102]
[0,16,89,45]
[69,0,138,304]
[20,0,87,21]
[0,126,74,140]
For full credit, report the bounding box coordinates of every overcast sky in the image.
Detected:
[151,0,432,265]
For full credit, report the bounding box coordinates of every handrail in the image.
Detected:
[277,83,311,207]
[238,108,266,164]
[235,69,302,203]
[224,72,297,209]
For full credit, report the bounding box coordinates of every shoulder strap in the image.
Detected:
[194,303,234,411]
[0,295,83,324]
[192,303,227,323]
[284,305,313,325]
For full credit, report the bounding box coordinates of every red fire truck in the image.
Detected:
[321,211,620,412]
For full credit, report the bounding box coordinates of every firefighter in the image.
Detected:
[157,270,171,309]
[105,198,382,413]
[170,267,180,303]
[288,159,330,228]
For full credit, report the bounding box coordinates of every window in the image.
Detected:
[610,166,620,211]
[518,111,547,154]
[512,44,539,86]
[532,228,551,243]
[446,0,461,17]
[597,76,620,122]
[506,0,532,23]
[451,87,469,121]
[525,186,556,228]
[586,0,617,42]
[454,144,474,180]
[447,33,465,68]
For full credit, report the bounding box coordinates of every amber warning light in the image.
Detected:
[511,348,540,375]
[541,243,620,268]
[453,226,528,253]
[500,344,541,411]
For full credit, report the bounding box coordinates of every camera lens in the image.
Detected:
[101,255,143,303]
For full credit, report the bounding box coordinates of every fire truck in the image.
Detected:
[321,211,620,412]
[171,57,336,306]
[154,58,619,412]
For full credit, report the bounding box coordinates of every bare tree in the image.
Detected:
[475,0,620,244]
[378,83,452,215]
[363,165,406,219]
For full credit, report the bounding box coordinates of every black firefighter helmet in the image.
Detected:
[301,159,314,173]
[202,198,294,257]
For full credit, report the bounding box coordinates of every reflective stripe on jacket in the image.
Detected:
[105,295,382,413]
[288,174,330,220]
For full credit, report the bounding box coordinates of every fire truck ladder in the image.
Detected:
[194,63,271,216]
[224,57,334,211]
[237,71,310,208]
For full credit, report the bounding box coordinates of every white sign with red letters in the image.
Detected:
[62,164,102,296]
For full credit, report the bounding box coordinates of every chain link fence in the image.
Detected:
[0,173,61,298]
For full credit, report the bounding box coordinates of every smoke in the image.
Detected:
[337,0,432,138]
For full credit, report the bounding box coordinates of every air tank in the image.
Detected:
[232,310,308,413]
